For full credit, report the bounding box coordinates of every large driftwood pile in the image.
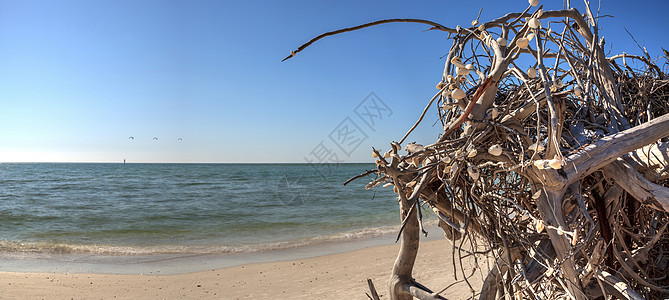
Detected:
[285,2,669,299]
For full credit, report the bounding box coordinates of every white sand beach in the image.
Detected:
[0,239,484,299]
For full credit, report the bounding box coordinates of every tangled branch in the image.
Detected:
[285,2,669,299]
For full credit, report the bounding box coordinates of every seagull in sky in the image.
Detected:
[153,137,158,140]
[128,136,134,140]
[177,138,183,141]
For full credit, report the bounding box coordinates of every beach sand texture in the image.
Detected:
[0,240,483,299]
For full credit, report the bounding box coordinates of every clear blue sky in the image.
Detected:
[0,0,667,163]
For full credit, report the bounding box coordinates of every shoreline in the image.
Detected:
[0,238,484,299]
[0,225,442,275]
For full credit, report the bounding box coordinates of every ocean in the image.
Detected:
[0,163,404,258]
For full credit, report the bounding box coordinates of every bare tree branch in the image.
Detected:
[282,19,454,62]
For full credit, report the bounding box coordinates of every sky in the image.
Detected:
[0,0,667,163]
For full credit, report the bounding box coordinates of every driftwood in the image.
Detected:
[285,1,669,299]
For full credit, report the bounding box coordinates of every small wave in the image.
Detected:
[0,240,236,256]
[237,225,402,253]
[179,182,212,187]
[0,225,407,256]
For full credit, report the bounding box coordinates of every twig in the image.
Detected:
[344,169,377,186]
[367,279,381,300]
[282,19,453,61]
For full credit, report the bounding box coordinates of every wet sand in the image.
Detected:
[0,239,484,299]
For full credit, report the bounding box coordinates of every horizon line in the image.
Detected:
[0,161,375,164]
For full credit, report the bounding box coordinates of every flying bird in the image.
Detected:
[128,136,134,140]
[153,137,158,140]
[177,138,183,141]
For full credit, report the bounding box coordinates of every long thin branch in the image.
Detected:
[399,89,442,145]
[344,169,377,186]
[282,19,454,61]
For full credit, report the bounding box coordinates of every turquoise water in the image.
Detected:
[0,163,401,255]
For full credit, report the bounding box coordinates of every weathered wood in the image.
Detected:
[535,189,587,300]
[390,191,420,300]
[389,203,419,300]
[626,141,669,181]
[596,270,645,300]
[390,169,435,300]
[562,112,669,188]
[602,159,669,211]
[367,279,381,300]
[478,247,523,300]
[287,4,669,300]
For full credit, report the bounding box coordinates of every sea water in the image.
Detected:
[0,163,404,257]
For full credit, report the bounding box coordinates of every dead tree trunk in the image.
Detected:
[285,2,669,299]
